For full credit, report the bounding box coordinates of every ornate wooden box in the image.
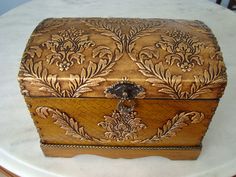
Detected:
[18,18,227,160]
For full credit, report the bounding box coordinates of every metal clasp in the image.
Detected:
[105,78,145,113]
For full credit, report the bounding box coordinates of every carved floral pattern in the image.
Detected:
[19,58,62,97]
[36,106,94,141]
[133,46,226,99]
[19,44,122,97]
[36,106,204,144]
[98,110,146,141]
[84,18,163,53]
[132,111,204,143]
[156,29,204,72]
[43,27,95,71]
[19,19,227,99]
[33,18,67,35]
[23,46,42,59]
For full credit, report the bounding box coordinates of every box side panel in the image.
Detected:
[25,97,219,147]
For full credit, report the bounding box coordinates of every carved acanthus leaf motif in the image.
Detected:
[134,46,226,99]
[132,111,204,143]
[23,46,42,59]
[43,27,95,71]
[33,18,66,35]
[36,107,93,141]
[136,54,183,99]
[62,45,122,97]
[187,61,227,99]
[178,20,223,62]
[20,19,226,99]
[18,79,29,96]
[126,20,164,53]
[156,29,204,72]
[36,107,205,144]
[36,106,204,144]
[84,19,124,52]
[98,110,146,142]
[84,19,163,53]
[20,44,122,97]
[19,59,62,97]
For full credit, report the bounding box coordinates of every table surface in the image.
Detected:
[0,0,236,177]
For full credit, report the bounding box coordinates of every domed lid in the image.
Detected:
[18,18,227,99]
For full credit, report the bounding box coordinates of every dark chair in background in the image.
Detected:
[216,0,236,10]
[228,0,236,9]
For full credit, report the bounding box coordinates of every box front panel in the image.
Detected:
[25,97,218,147]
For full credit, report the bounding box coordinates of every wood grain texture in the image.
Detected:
[25,97,218,159]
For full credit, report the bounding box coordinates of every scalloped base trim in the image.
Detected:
[40,142,202,160]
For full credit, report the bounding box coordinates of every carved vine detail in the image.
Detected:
[20,45,122,97]
[156,29,204,72]
[19,58,63,97]
[98,110,146,142]
[133,46,226,99]
[132,111,204,143]
[36,106,94,141]
[33,18,67,35]
[43,27,95,71]
[84,18,163,53]
[36,106,204,143]
[62,45,122,97]
[183,20,223,61]
[19,19,226,99]
[23,46,43,59]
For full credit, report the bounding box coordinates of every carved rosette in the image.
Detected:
[98,110,146,142]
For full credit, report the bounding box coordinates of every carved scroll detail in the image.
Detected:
[134,46,227,99]
[19,39,122,97]
[19,59,63,97]
[36,106,204,144]
[186,61,227,99]
[156,29,204,72]
[36,106,94,141]
[43,27,95,71]
[33,18,67,35]
[19,19,227,99]
[64,46,122,97]
[84,18,163,52]
[132,111,205,143]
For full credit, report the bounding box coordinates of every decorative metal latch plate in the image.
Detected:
[104,78,145,113]
[105,78,145,100]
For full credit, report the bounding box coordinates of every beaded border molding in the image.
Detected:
[40,142,201,151]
